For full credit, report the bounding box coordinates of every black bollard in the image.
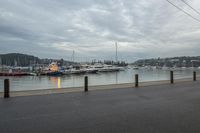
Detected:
[170,71,174,84]
[84,76,88,92]
[135,74,139,87]
[193,71,196,81]
[4,79,10,98]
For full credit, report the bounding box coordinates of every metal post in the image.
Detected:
[193,71,196,81]
[4,79,10,98]
[135,74,139,87]
[84,76,88,92]
[170,71,174,84]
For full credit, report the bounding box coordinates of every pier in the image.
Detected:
[1,79,200,133]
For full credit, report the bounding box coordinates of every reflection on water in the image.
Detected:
[58,77,61,89]
[115,72,118,84]
[0,68,200,91]
[49,77,61,89]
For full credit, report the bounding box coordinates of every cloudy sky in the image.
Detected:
[0,0,200,62]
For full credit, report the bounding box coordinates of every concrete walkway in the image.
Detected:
[1,81,200,133]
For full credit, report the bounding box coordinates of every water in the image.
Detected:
[0,68,199,92]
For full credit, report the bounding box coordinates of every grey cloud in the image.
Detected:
[0,0,200,62]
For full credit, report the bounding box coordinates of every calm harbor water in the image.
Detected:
[0,68,199,92]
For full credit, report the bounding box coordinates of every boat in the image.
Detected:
[47,71,62,76]
[126,65,132,69]
[46,62,62,76]
[132,66,139,70]
[156,66,162,69]
[117,67,125,71]
[98,65,120,72]
[85,68,98,73]
[0,72,30,76]
[181,67,187,70]
[81,65,99,73]
[0,68,30,76]
[70,68,86,74]
[162,66,169,70]
[29,72,37,76]
[68,64,98,74]
[63,69,71,75]
[142,66,153,70]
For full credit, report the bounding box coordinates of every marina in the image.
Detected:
[1,0,200,132]
[0,66,199,92]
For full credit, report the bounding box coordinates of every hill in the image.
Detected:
[133,56,200,67]
[0,53,73,66]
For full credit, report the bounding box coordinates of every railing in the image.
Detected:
[2,71,198,98]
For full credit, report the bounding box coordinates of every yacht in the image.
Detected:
[98,65,120,72]
[70,68,86,74]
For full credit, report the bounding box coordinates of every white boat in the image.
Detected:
[63,69,71,75]
[118,67,125,71]
[181,67,187,70]
[156,66,162,69]
[162,66,169,70]
[29,72,37,76]
[80,64,99,73]
[132,66,139,70]
[85,68,98,73]
[142,66,153,70]
[98,65,120,72]
[170,66,181,71]
[70,68,86,74]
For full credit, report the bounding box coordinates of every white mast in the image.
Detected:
[72,50,75,63]
[14,59,18,66]
[115,42,118,63]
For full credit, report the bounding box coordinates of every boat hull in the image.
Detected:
[46,71,62,76]
[0,72,29,76]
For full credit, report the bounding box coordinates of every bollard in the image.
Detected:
[170,71,174,84]
[4,79,10,98]
[135,74,139,87]
[84,76,88,92]
[193,71,196,81]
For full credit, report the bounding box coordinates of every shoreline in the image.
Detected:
[0,76,199,97]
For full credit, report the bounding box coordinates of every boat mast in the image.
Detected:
[72,50,75,63]
[14,59,17,66]
[115,42,118,64]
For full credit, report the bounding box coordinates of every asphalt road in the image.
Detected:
[0,81,200,133]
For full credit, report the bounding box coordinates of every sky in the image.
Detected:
[0,0,200,62]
